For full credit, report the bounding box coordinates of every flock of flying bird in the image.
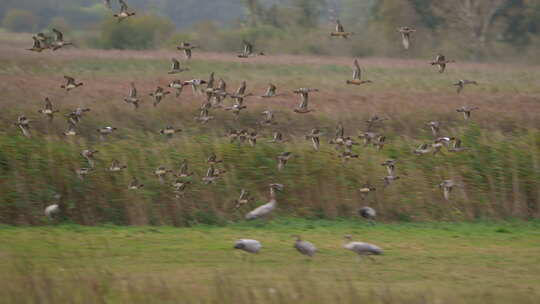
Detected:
[22,0,484,260]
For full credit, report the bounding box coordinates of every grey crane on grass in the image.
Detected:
[293,235,317,258]
[343,235,383,262]
[358,206,376,222]
[245,183,284,220]
[234,239,262,253]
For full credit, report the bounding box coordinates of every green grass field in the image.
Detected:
[1,220,540,303]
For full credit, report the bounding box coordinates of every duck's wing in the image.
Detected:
[111,159,120,168]
[336,20,344,32]
[45,98,53,110]
[401,32,410,50]
[239,189,248,200]
[242,41,252,55]
[456,83,463,93]
[180,161,188,174]
[171,58,180,70]
[119,0,128,12]
[129,82,137,97]
[443,187,450,200]
[336,123,344,138]
[31,36,41,48]
[298,93,309,109]
[352,59,361,80]
[312,137,320,150]
[438,64,446,73]
[64,75,75,83]
[52,28,63,41]
[236,82,246,95]
[205,166,215,177]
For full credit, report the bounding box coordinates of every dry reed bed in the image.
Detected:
[0,44,539,225]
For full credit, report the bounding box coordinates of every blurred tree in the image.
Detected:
[2,9,39,32]
[431,0,513,58]
[408,0,443,29]
[292,0,326,28]
[341,0,376,27]
[500,0,540,45]
[98,14,175,49]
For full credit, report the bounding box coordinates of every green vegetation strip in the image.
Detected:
[1,220,539,303]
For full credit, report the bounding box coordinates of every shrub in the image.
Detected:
[97,14,175,50]
[2,9,39,33]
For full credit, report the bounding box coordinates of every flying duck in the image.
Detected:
[346,59,372,85]
[397,27,416,50]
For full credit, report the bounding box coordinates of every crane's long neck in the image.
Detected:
[269,187,277,204]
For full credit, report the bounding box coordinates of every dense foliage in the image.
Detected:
[0,0,539,60]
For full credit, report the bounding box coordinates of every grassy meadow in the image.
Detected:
[2,220,540,303]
